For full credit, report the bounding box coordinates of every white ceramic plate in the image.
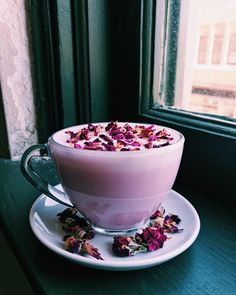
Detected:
[29,189,200,271]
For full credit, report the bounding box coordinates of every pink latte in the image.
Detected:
[49,122,184,232]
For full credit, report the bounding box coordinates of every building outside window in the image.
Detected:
[154,0,236,119]
[198,25,209,64]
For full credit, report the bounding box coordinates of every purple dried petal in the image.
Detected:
[109,127,125,138]
[66,121,175,152]
[88,124,102,136]
[164,226,183,234]
[131,141,141,147]
[148,135,158,142]
[150,208,165,219]
[144,142,153,149]
[117,139,128,146]
[142,226,167,251]
[102,143,116,151]
[80,128,91,140]
[65,130,77,139]
[83,141,103,150]
[114,236,131,246]
[99,134,113,144]
[105,121,118,132]
[112,236,132,257]
[112,133,126,140]
[169,214,181,224]
[134,232,144,244]
[153,142,169,148]
[124,123,133,132]
[57,208,78,222]
[87,123,100,134]
[162,214,183,233]
[74,143,82,149]
[112,244,131,257]
[84,144,104,151]
[125,131,136,139]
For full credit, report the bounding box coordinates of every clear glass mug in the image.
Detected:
[21,123,184,235]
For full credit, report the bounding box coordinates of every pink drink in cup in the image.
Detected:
[47,122,184,234]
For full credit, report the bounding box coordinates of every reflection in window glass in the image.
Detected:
[154,0,236,119]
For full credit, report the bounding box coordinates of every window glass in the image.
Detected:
[153,0,236,119]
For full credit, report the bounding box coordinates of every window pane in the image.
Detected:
[153,0,236,119]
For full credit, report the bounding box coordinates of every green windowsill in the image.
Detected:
[0,158,235,295]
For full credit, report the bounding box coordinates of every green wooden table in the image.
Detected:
[0,158,235,295]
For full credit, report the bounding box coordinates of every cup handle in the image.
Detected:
[20,144,74,208]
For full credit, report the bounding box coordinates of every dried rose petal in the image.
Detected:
[105,121,118,132]
[112,236,146,257]
[112,243,131,257]
[74,143,82,149]
[99,134,113,143]
[124,123,133,131]
[153,142,169,148]
[150,207,165,219]
[82,242,104,260]
[131,141,141,147]
[135,226,167,250]
[102,143,116,151]
[58,209,100,259]
[64,236,103,260]
[125,131,136,139]
[112,207,183,257]
[84,141,104,151]
[144,142,153,149]
[162,214,183,233]
[65,121,174,152]
[57,208,78,223]
[65,236,82,254]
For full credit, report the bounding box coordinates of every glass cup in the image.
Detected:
[21,122,184,235]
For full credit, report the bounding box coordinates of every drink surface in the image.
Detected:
[52,121,182,152]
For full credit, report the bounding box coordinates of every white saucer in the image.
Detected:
[29,189,200,271]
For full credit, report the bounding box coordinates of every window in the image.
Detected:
[153,0,236,121]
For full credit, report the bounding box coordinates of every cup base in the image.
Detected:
[92,221,148,236]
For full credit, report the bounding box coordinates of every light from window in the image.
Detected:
[153,0,236,119]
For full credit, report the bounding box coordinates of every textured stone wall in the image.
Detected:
[0,0,38,159]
